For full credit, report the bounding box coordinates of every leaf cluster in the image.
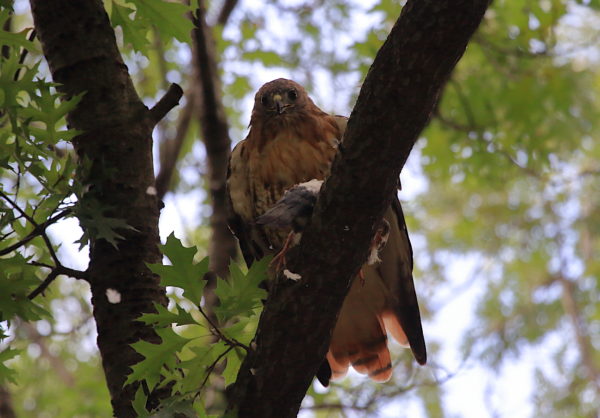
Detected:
[126,233,267,416]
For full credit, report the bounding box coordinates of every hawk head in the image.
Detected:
[247,78,338,154]
[252,78,314,122]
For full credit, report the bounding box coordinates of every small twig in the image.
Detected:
[28,261,53,269]
[41,232,60,265]
[28,269,60,300]
[28,265,88,300]
[148,83,184,125]
[302,403,370,412]
[0,189,36,225]
[198,346,233,394]
[0,209,70,256]
[0,230,14,242]
[197,304,249,351]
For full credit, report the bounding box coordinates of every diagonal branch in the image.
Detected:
[216,0,238,26]
[28,264,88,300]
[557,275,600,389]
[148,83,184,125]
[226,1,491,416]
[0,208,70,256]
[197,303,249,351]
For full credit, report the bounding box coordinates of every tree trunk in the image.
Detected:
[0,385,16,418]
[226,0,491,416]
[29,1,182,416]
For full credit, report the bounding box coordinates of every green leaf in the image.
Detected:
[0,254,48,322]
[148,233,208,304]
[213,258,268,322]
[176,341,228,394]
[126,327,189,390]
[241,50,284,67]
[111,1,150,53]
[137,303,198,327]
[132,0,192,43]
[75,197,137,249]
[0,346,19,384]
[152,398,196,417]
[132,386,150,417]
[0,10,37,51]
[222,350,242,386]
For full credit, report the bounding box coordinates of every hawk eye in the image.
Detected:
[260,95,268,106]
[288,89,298,101]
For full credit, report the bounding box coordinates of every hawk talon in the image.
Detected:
[270,230,295,272]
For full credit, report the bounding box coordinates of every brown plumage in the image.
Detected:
[226,78,426,385]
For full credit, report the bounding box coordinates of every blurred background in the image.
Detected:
[2,0,599,416]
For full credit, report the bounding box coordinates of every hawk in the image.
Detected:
[226,78,426,385]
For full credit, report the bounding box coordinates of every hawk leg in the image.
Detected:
[270,230,296,271]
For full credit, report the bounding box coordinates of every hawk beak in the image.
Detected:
[273,94,285,114]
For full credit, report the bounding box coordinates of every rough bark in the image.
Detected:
[226,0,491,416]
[29,1,182,416]
[0,385,16,418]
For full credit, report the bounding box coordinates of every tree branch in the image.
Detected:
[557,275,600,389]
[148,83,184,125]
[197,304,249,351]
[191,3,237,279]
[226,1,491,416]
[0,207,70,256]
[216,0,238,26]
[28,264,88,300]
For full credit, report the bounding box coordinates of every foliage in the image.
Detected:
[126,233,267,414]
[108,0,193,54]
[0,10,76,385]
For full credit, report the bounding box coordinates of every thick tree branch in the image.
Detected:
[148,83,184,125]
[227,1,491,416]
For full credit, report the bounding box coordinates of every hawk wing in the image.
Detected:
[226,140,268,267]
[324,117,426,382]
